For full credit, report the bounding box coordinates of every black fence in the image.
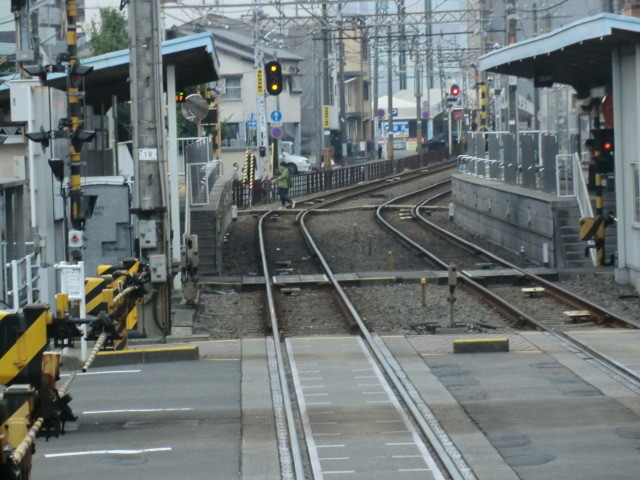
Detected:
[232,150,448,207]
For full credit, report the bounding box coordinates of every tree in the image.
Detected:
[87,8,128,56]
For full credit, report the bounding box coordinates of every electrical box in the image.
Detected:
[149,254,167,282]
[139,220,157,248]
[10,79,40,122]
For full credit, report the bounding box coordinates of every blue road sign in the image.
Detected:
[377,108,385,117]
[246,120,257,128]
[270,110,283,122]
[392,108,398,117]
[271,126,284,138]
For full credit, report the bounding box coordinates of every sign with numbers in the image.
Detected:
[139,148,158,161]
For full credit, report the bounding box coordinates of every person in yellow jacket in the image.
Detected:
[272,161,295,209]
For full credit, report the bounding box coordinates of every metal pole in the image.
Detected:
[339,30,347,163]
[167,64,181,289]
[415,54,423,160]
[254,3,270,179]
[386,27,394,161]
[129,0,171,334]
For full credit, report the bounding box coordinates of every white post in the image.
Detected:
[79,261,87,362]
[448,108,453,155]
[166,64,181,289]
[26,254,33,304]
[11,259,19,311]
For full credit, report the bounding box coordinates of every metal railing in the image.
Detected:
[458,156,503,181]
[5,252,39,311]
[188,161,222,206]
[232,150,448,207]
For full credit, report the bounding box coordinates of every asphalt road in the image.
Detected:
[32,360,241,480]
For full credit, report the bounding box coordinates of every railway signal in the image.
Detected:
[265,61,283,96]
[450,84,460,97]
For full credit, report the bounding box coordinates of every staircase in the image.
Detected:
[556,207,593,269]
[189,209,218,275]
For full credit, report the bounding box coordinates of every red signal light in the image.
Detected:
[603,142,612,150]
[450,84,460,96]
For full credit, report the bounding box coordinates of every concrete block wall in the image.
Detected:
[451,175,580,268]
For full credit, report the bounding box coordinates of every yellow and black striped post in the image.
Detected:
[0,306,50,388]
[66,0,83,240]
[1,384,35,479]
[580,216,606,265]
[480,82,488,131]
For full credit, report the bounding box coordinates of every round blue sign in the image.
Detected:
[422,111,430,119]
[271,126,283,138]
[377,109,385,117]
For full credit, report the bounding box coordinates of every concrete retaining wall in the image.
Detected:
[451,174,580,268]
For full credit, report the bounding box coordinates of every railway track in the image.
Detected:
[255,170,479,478]
[376,184,640,385]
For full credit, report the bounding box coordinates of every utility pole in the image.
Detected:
[507,0,518,139]
[321,1,332,165]
[415,53,423,160]
[532,3,540,131]
[253,4,270,179]
[398,0,407,90]
[338,29,347,163]
[13,0,32,74]
[372,2,379,158]
[128,0,171,335]
[424,0,432,141]
[386,26,394,161]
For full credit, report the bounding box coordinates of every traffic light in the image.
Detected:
[69,62,93,88]
[11,0,27,12]
[265,61,283,96]
[591,129,614,154]
[450,84,460,97]
[71,128,96,153]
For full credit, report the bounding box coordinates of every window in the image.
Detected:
[633,163,640,224]
[363,80,370,101]
[221,77,241,100]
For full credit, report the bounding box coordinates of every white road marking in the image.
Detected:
[324,471,354,475]
[317,444,346,448]
[320,457,349,460]
[45,447,171,458]
[61,369,141,376]
[83,408,192,415]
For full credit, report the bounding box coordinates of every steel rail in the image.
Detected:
[412,196,640,329]
[258,212,306,480]
[298,208,473,480]
[378,186,640,386]
[292,160,457,224]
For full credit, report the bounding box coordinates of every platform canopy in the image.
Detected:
[479,13,640,97]
[0,32,219,108]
